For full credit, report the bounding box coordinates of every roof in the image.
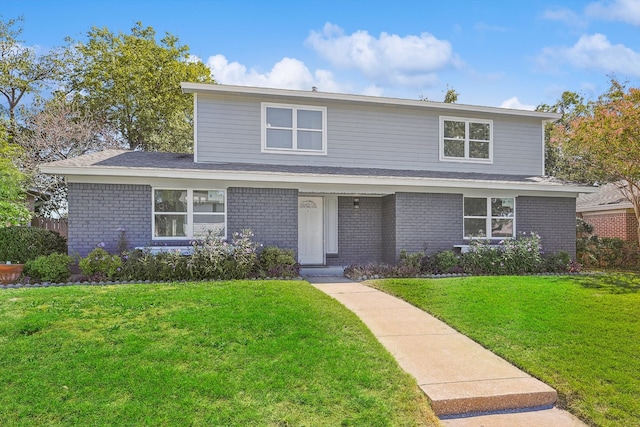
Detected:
[41,149,593,195]
[577,183,633,212]
[181,83,562,121]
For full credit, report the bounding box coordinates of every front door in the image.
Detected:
[298,197,324,265]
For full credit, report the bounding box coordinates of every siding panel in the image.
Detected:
[195,93,543,175]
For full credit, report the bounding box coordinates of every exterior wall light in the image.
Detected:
[353,197,360,209]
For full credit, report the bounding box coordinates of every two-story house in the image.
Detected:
[41,83,590,264]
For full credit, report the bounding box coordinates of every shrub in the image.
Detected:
[461,233,543,275]
[258,246,299,278]
[577,236,639,269]
[0,226,67,264]
[24,253,73,283]
[398,250,424,271]
[188,229,261,280]
[542,251,571,273]
[432,250,460,274]
[79,248,123,280]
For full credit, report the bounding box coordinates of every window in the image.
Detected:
[463,197,514,239]
[440,116,492,162]
[262,103,327,154]
[153,189,225,239]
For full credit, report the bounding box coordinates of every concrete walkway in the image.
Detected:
[305,274,587,426]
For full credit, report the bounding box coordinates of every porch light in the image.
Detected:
[353,198,360,209]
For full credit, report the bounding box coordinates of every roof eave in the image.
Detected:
[40,164,593,194]
[180,82,562,120]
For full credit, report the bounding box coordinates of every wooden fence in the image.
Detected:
[31,217,68,239]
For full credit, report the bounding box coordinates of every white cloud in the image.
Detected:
[537,33,640,76]
[305,22,461,88]
[499,97,536,111]
[206,54,347,92]
[541,8,587,27]
[586,0,640,25]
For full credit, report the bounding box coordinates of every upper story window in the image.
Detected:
[262,103,327,155]
[153,189,226,240]
[440,116,493,163]
[463,197,514,239]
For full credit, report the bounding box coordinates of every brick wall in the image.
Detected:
[517,196,576,257]
[227,187,298,251]
[381,194,397,264]
[327,196,383,266]
[394,192,464,257]
[68,183,151,257]
[581,210,638,242]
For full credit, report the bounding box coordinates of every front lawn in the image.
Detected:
[0,281,438,426]
[369,274,640,427]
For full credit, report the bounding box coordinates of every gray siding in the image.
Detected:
[195,93,543,175]
[517,196,576,257]
[395,193,464,257]
[227,187,298,251]
[68,183,151,257]
[327,196,383,266]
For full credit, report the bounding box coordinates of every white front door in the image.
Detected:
[298,197,324,265]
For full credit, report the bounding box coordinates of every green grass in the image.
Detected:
[0,281,438,426]
[369,274,640,427]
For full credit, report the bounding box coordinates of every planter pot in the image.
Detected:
[0,264,24,285]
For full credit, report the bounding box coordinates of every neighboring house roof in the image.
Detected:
[41,149,593,195]
[577,183,633,213]
[181,83,563,121]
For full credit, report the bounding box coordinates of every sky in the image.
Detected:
[4,0,640,110]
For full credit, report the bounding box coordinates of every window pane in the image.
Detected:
[193,190,225,213]
[297,130,323,150]
[193,215,225,238]
[444,120,465,139]
[154,190,187,212]
[491,198,514,217]
[464,197,487,216]
[266,107,292,128]
[298,109,322,130]
[266,129,292,148]
[469,122,490,141]
[464,218,487,238]
[492,219,513,237]
[155,214,187,237]
[444,139,464,157]
[469,141,489,159]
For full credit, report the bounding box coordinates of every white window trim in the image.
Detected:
[439,116,493,164]
[463,196,516,240]
[152,188,227,240]
[261,102,328,155]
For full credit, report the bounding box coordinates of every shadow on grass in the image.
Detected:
[573,273,640,294]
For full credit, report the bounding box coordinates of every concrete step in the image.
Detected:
[441,407,587,427]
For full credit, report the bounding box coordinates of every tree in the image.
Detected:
[420,85,459,103]
[537,91,591,179]
[550,78,640,245]
[66,22,213,152]
[0,16,67,137]
[0,123,30,226]
[16,94,119,217]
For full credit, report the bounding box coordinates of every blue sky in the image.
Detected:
[4,0,640,109]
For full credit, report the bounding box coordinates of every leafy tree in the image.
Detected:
[66,22,213,152]
[0,123,30,226]
[0,16,67,137]
[443,86,459,103]
[550,78,640,245]
[420,85,459,103]
[537,91,591,179]
[16,95,119,217]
